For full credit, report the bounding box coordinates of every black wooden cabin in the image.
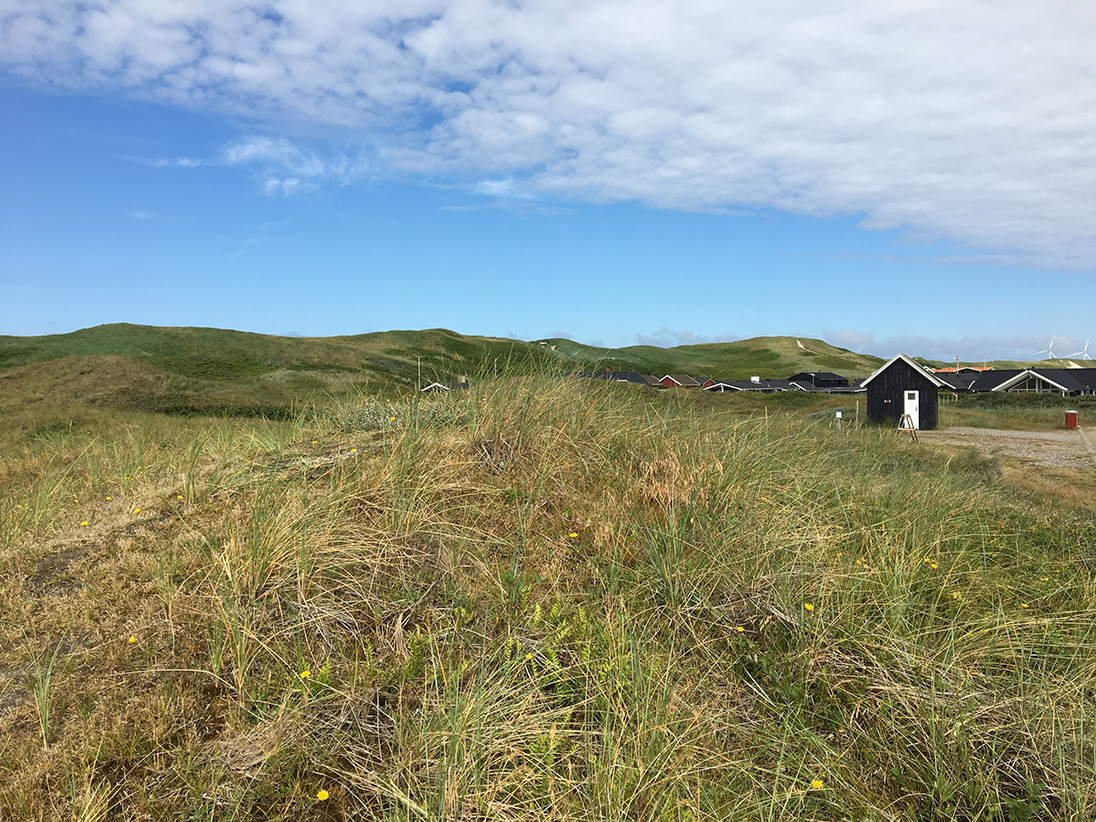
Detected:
[861,354,946,430]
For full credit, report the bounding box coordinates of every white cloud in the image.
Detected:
[222,136,373,195]
[4,2,1096,267]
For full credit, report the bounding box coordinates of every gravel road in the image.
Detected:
[918,426,1096,469]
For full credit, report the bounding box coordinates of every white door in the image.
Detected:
[903,390,920,429]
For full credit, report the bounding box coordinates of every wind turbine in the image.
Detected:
[1030,337,1057,360]
[1069,339,1092,360]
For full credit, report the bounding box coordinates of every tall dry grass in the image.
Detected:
[0,379,1093,820]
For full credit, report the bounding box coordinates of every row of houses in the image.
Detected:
[424,358,1096,430]
[862,356,1096,430]
[935,367,1096,396]
[569,370,858,393]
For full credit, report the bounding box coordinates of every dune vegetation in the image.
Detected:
[1,376,1094,821]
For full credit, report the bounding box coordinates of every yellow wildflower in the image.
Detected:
[106,496,112,501]
[177,494,184,500]
[804,603,813,611]
[134,508,141,514]
[811,779,824,789]
[930,563,938,569]
[569,532,578,538]
[80,521,88,527]
[1021,603,1029,609]
[736,626,745,633]
[350,448,357,454]
[128,636,136,644]
[300,670,311,679]
[316,789,329,801]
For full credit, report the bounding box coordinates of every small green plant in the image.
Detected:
[29,637,66,749]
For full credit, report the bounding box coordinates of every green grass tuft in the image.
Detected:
[0,377,1093,819]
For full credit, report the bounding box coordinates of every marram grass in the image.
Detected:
[0,378,1093,820]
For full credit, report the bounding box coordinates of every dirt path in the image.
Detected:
[918,426,1096,469]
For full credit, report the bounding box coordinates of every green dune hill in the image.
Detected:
[0,324,887,416]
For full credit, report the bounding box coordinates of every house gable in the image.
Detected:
[863,354,941,429]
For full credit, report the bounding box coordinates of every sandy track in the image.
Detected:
[918,426,1096,469]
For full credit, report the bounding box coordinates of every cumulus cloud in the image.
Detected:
[4,1,1096,267]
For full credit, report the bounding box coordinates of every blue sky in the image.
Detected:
[2,2,1095,362]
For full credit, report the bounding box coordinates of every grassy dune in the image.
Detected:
[0,326,887,420]
[1,380,1094,820]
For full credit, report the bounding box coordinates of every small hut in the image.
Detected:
[861,354,947,430]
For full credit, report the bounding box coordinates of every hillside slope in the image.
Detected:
[0,324,887,415]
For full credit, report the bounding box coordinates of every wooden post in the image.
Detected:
[896,414,919,442]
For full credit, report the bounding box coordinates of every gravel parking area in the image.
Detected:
[918,426,1096,468]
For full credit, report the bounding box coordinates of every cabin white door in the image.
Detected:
[903,390,920,429]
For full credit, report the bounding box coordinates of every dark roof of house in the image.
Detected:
[421,381,470,391]
[860,354,949,389]
[937,367,1096,393]
[662,375,701,387]
[716,378,809,392]
[603,371,651,385]
[1000,369,1096,392]
[566,371,654,386]
[787,371,848,384]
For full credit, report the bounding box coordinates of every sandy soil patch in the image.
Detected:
[919,426,1096,469]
